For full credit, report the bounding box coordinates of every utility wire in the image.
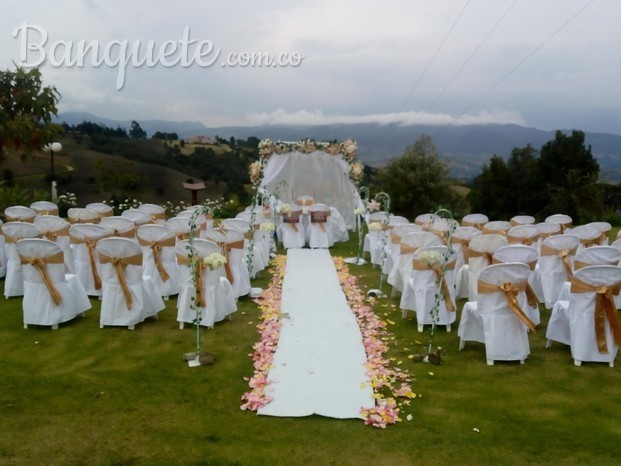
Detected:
[396,0,471,114]
[425,0,519,113]
[460,0,595,116]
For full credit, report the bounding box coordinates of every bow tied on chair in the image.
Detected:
[19,252,64,306]
[138,236,175,283]
[42,225,69,242]
[570,277,621,354]
[478,279,537,332]
[176,254,208,307]
[98,252,143,310]
[412,258,456,312]
[469,248,494,266]
[540,244,577,280]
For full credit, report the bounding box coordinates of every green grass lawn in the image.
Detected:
[1,238,620,465]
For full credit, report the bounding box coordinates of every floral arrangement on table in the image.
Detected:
[203,252,227,270]
[240,255,416,428]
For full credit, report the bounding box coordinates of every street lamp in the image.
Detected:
[43,141,62,201]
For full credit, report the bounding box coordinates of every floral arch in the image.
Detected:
[249,139,363,229]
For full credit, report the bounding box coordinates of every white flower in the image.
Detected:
[203,252,227,270]
[354,207,365,216]
[259,222,275,232]
[417,250,443,267]
[279,204,291,215]
[368,222,383,232]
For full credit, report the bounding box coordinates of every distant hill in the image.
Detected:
[56,112,621,181]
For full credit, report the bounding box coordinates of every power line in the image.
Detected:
[460,0,596,116]
[396,0,471,114]
[425,0,519,113]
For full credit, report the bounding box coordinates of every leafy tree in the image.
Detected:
[96,160,146,200]
[468,155,512,219]
[379,134,463,219]
[0,66,63,159]
[129,120,147,139]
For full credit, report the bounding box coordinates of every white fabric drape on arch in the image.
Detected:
[260,151,357,229]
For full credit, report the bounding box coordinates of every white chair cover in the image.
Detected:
[121,209,152,227]
[585,221,611,245]
[222,218,268,276]
[383,224,422,278]
[546,246,621,347]
[400,245,457,332]
[482,220,512,236]
[69,223,112,297]
[166,217,192,243]
[30,200,59,216]
[568,224,603,251]
[99,216,137,240]
[414,213,440,229]
[34,215,74,273]
[16,238,91,328]
[85,202,114,219]
[545,214,573,233]
[458,262,534,365]
[175,239,236,328]
[280,204,306,249]
[137,203,166,224]
[364,211,390,265]
[510,215,535,227]
[308,204,331,249]
[222,229,252,298]
[492,245,541,325]
[0,219,5,278]
[539,234,580,309]
[506,225,540,247]
[96,237,165,329]
[452,226,482,299]
[387,231,442,295]
[567,265,621,366]
[467,234,508,301]
[4,205,36,223]
[461,213,488,229]
[67,208,99,224]
[136,224,180,297]
[2,221,42,297]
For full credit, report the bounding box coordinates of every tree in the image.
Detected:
[0,66,63,159]
[129,120,147,139]
[468,155,512,219]
[379,134,463,219]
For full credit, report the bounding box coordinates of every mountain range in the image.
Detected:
[56,111,621,181]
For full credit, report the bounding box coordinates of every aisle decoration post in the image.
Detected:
[345,185,370,266]
[183,204,215,367]
[417,208,457,364]
[367,192,391,298]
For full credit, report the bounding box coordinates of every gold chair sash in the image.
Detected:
[478,279,537,332]
[482,227,508,236]
[137,236,175,282]
[6,215,35,223]
[507,234,537,246]
[34,209,59,216]
[19,251,64,305]
[390,231,402,244]
[4,232,42,243]
[491,258,539,308]
[540,244,577,279]
[296,199,314,206]
[149,212,166,223]
[69,216,99,224]
[310,211,329,232]
[580,237,600,249]
[98,252,143,310]
[570,277,621,354]
[221,239,244,284]
[400,243,418,255]
[461,220,484,230]
[111,228,136,238]
[177,253,208,307]
[452,237,471,264]
[468,248,494,267]
[42,225,70,242]
[70,234,111,290]
[412,259,457,312]
[283,214,300,232]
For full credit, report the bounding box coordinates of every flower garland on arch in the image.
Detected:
[249,138,365,186]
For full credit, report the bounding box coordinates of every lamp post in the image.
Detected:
[43,142,62,201]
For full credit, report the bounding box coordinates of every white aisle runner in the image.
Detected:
[258,249,375,419]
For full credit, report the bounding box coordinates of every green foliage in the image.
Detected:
[96,160,147,202]
[379,135,464,218]
[0,185,51,216]
[128,120,147,139]
[0,66,63,158]
[469,131,603,223]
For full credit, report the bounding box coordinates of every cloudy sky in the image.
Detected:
[2,0,620,134]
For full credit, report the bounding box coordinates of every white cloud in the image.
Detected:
[244,109,525,127]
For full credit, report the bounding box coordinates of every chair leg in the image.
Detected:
[459,339,465,351]
[128,325,135,330]
[52,324,58,330]
[446,324,452,332]
[520,360,525,365]
[417,323,424,333]
[609,361,614,368]
[574,359,582,367]
[545,339,552,349]
[486,359,494,366]
[24,324,28,329]
[179,322,184,329]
